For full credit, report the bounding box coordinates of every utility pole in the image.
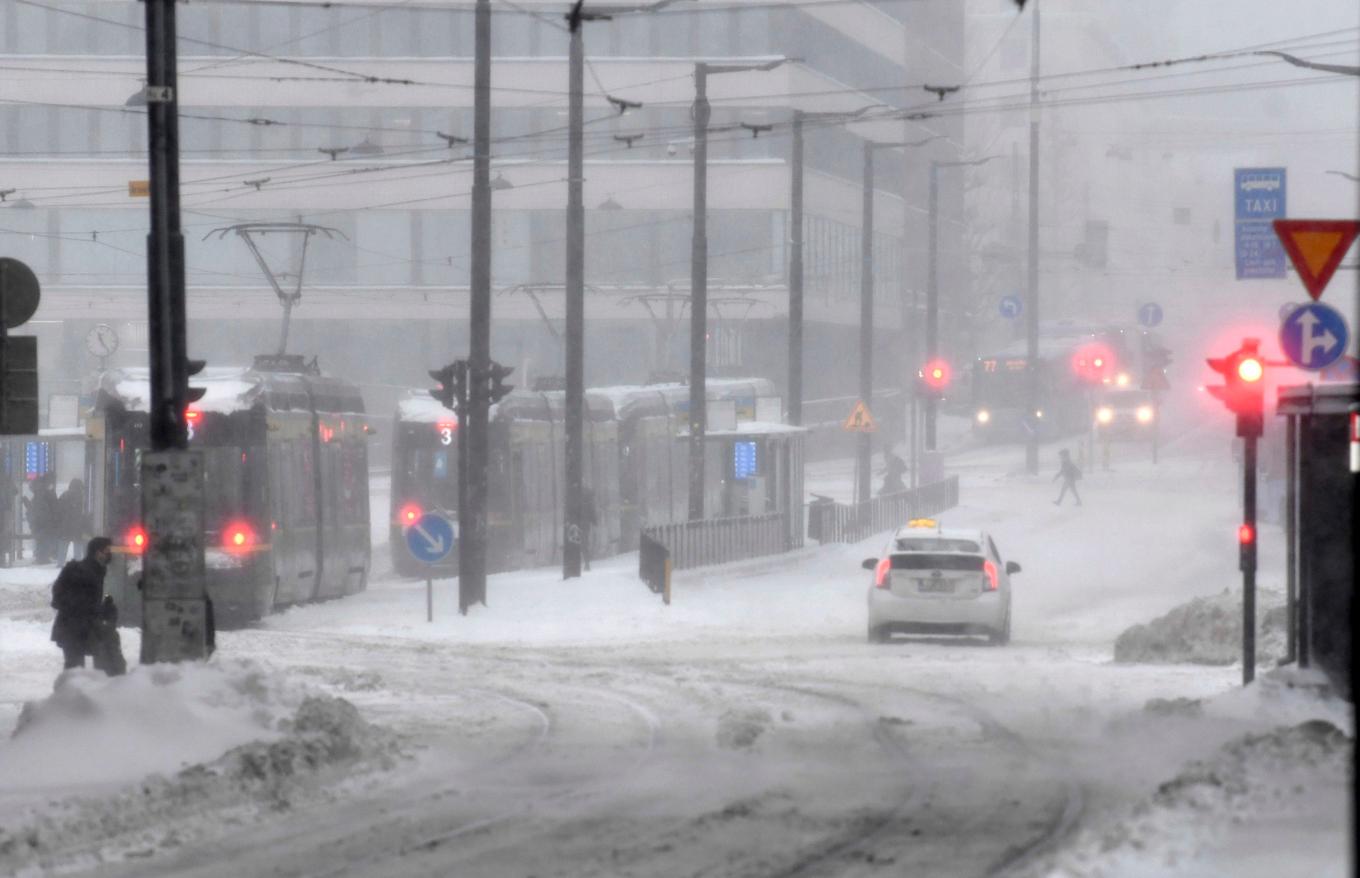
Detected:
[788,111,805,427]
[563,6,587,579]
[687,62,710,521]
[858,142,874,505]
[688,57,788,520]
[462,0,492,611]
[141,0,207,662]
[1024,0,1042,475]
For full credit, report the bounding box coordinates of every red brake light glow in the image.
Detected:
[1239,524,1255,545]
[983,559,999,591]
[874,557,892,588]
[222,521,258,553]
[399,502,423,526]
[126,525,147,554]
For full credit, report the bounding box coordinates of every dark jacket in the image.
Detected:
[50,556,108,649]
[57,483,89,540]
[26,483,58,534]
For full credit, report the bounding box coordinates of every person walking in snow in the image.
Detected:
[1052,449,1082,507]
[880,447,907,495]
[50,536,124,674]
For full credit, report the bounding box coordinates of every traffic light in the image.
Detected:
[487,361,514,405]
[1071,342,1116,385]
[186,358,207,404]
[429,361,467,412]
[0,336,38,435]
[1205,338,1265,438]
[918,358,952,397]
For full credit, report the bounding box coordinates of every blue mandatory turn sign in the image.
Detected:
[1279,302,1348,371]
[1137,302,1163,328]
[405,512,456,564]
[999,295,1023,319]
[1233,167,1287,280]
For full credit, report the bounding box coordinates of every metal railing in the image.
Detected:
[807,476,960,545]
[642,511,794,571]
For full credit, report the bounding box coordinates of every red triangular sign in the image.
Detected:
[1272,219,1359,301]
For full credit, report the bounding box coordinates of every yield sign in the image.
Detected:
[842,400,877,433]
[1272,219,1359,301]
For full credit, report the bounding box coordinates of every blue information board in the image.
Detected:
[1233,167,1286,279]
[733,441,758,480]
[24,441,49,480]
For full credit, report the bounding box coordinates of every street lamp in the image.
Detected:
[853,134,939,505]
[688,56,792,521]
[925,155,1001,452]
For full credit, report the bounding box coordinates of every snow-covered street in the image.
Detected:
[1,431,1351,877]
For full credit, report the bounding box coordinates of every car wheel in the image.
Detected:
[867,625,889,644]
[989,609,1011,646]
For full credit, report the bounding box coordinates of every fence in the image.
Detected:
[807,476,960,545]
[641,510,794,571]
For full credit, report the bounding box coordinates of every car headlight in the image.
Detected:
[1095,406,1114,425]
[1136,405,1154,423]
[976,409,991,424]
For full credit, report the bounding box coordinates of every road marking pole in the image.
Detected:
[427,576,433,622]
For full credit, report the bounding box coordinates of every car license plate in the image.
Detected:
[917,578,954,593]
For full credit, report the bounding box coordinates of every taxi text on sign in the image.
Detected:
[1271,219,1359,301]
[1233,168,1286,280]
[842,400,877,433]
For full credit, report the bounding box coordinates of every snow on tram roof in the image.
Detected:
[103,368,261,415]
[398,393,457,424]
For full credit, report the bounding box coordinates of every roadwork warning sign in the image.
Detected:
[843,400,876,433]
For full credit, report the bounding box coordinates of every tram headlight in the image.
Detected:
[1095,406,1115,425]
[975,409,991,425]
[1136,405,1155,423]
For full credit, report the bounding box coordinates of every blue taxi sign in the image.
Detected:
[405,513,456,564]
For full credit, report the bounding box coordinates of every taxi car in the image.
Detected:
[863,519,1019,645]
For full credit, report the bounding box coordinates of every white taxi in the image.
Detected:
[863,519,1019,645]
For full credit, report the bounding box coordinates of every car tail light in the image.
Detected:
[223,520,258,554]
[125,525,148,555]
[982,559,998,591]
[398,502,422,527]
[874,557,892,588]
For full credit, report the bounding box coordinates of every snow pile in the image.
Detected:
[0,660,309,791]
[0,679,401,873]
[1112,588,1286,665]
[1041,719,1352,878]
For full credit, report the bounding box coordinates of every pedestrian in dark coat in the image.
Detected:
[50,536,123,673]
[1052,449,1083,506]
[25,475,59,563]
[880,447,907,496]
[55,478,89,564]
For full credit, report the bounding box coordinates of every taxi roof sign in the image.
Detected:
[906,518,937,529]
[1272,219,1359,301]
[842,399,876,433]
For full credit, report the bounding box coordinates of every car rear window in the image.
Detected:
[890,554,985,571]
[894,538,980,553]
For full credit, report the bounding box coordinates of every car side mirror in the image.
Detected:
[861,558,878,571]
[1005,561,1021,575]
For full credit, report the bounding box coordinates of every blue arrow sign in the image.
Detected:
[999,295,1023,320]
[1137,302,1163,328]
[406,512,456,564]
[1279,302,1349,371]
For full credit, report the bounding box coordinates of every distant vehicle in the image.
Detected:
[1093,384,1157,438]
[89,355,372,626]
[863,519,1018,645]
[971,324,1162,443]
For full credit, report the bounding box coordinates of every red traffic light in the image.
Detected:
[1236,356,1264,383]
[920,359,952,393]
[1205,338,1266,433]
[1071,342,1117,384]
[1238,523,1254,545]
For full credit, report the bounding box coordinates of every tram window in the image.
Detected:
[339,444,365,524]
[297,444,317,525]
[432,449,449,480]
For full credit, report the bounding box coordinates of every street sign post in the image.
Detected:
[1271,219,1359,301]
[1137,302,1163,328]
[405,512,456,622]
[1233,167,1287,280]
[999,295,1022,320]
[1279,303,1348,371]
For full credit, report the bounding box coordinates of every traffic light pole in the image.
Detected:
[462,0,492,612]
[1024,0,1042,476]
[925,161,938,452]
[687,63,710,521]
[1242,433,1258,685]
[858,142,874,506]
[788,111,805,428]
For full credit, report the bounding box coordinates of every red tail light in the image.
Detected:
[983,559,999,591]
[223,520,258,554]
[125,525,148,555]
[874,557,892,588]
[398,502,422,527]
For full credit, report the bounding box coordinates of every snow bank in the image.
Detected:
[1112,588,1286,665]
[1042,719,1352,878]
[0,659,310,791]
